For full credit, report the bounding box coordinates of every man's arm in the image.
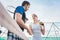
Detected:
[15,13,32,35]
[15,13,28,29]
[28,25,32,35]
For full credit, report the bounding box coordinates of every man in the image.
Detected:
[8,1,32,40]
[0,2,27,40]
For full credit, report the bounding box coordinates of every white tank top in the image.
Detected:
[31,22,42,38]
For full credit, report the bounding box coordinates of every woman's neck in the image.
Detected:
[33,20,38,24]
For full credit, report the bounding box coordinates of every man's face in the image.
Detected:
[24,4,30,11]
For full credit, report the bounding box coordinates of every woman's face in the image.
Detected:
[32,15,38,21]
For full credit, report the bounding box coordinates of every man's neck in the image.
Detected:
[23,6,26,11]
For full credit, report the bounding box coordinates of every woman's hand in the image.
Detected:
[39,22,45,35]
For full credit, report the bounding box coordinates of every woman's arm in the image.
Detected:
[39,22,45,35]
[41,26,45,35]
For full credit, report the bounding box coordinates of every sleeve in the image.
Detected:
[15,6,24,15]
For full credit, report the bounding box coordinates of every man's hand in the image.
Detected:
[26,18,28,20]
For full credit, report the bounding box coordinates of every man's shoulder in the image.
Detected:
[15,6,24,15]
[16,6,23,9]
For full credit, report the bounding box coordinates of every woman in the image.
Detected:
[28,14,45,40]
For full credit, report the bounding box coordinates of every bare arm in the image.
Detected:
[40,22,45,35]
[27,25,32,35]
[41,25,45,35]
[15,13,28,30]
[15,13,32,35]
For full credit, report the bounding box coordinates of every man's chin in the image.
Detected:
[25,10,28,11]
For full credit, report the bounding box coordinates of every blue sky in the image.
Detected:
[0,0,60,22]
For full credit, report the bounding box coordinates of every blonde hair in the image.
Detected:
[32,14,38,17]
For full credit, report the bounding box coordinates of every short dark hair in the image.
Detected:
[22,1,30,6]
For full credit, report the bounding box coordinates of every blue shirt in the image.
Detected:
[15,6,25,15]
